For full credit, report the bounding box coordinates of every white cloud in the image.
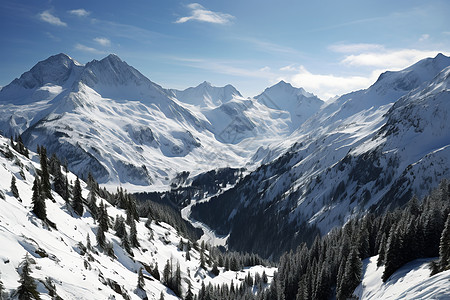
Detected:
[175,3,234,24]
[329,43,384,53]
[419,34,430,42]
[340,49,444,69]
[94,37,111,47]
[69,9,90,17]
[278,65,378,100]
[75,43,106,54]
[39,10,67,27]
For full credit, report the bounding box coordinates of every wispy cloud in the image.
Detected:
[419,34,430,42]
[39,10,67,27]
[168,56,274,79]
[93,37,111,47]
[175,3,234,24]
[68,8,90,17]
[329,43,384,53]
[236,37,303,56]
[75,43,106,54]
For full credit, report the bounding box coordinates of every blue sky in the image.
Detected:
[1,0,449,99]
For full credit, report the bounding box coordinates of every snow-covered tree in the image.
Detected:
[17,254,40,300]
[72,177,83,216]
[31,176,46,221]
[11,175,19,199]
[439,213,450,271]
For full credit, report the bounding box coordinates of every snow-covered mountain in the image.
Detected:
[0,134,275,299]
[0,54,306,189]
[255,80,324,130]
[170,81,242,108]
[190,53,450,257]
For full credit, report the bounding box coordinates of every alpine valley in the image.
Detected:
[1,53,450,299]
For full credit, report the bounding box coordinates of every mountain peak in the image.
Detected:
[173,82,242,107]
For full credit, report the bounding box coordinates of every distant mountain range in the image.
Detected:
[0,53,322,189]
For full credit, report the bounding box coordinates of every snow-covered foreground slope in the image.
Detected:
[0,136,275,299]
[355,256,450,299]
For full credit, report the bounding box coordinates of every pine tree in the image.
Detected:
[163,259,171,286]
[87,191,98,220]
[159,291,165,300]
[174,262,182,297]
[211,262,220,276]
[382,226,402,282]
[121,229,132,256]
[114,215,126,238]
[17,254,41,300]
[337,248,362,300]
[185,248,191,262]
[31,176,46,221]
[39,146,52,199]
[86,234,92,252]
[151,262,160,281]
[11,175,19,199]
[130,219,140,248]
[98,201,109,232]
[137,267,145,289]
[72,177,83,216]
[0,274,4,300]
[439,213,450,271]
[377,232,387,267]
[96,225,106,249]
[185,282,194,300]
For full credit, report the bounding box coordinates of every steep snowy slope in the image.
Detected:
[354,256,450,299]
[191,54,450,257]
[255,80,324,131]
[0,135,275,299]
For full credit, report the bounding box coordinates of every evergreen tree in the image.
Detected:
[11,175,19,198]
[186,248,191,261]
[137,267,145,289]
[39,146,52,199]
[377,232,387,267]
[72,177,83,216]
[159,291,165,300]
[96,225,106,249]
[86,234,92,252]
[17,254,41,300]
[163,259,171,286]
[439,213,450,271]
[130,219,140,248]
[337,248,362,300]
[114,215,126,238]
[382,226,402,282]
[211,262,219,276]
[64,175,70,203]
[151,262,160,281]
[185,282,194,300]
[31,176,46,221]
[121,229,132,256]
[98,201,109,232]
[87,191,98,220]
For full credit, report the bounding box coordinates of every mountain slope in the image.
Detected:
[355,256,450,300]
[255,80,324,130]
[191,54,450,258]
[0,134,275,299]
